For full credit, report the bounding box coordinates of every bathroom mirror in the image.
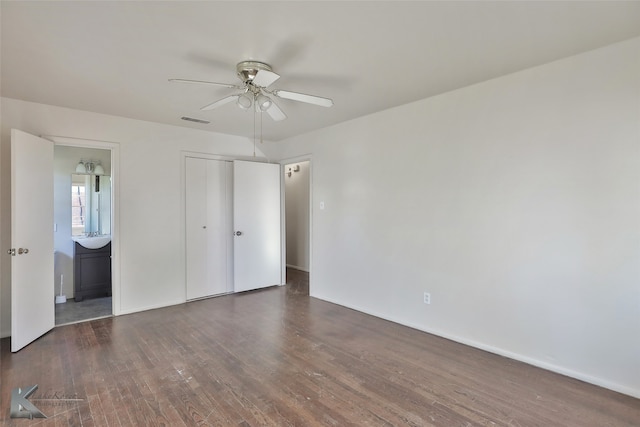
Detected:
[71,174,111,236]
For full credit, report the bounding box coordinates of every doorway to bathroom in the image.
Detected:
[53,144,114,325]
[10,130,119,351]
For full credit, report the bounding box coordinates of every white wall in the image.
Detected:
[265,37,640,397]
[0,98,266,337]
[285,161,310,271]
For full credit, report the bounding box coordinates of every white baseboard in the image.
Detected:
[311,293,640,399]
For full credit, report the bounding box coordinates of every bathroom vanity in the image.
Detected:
[74,240,112,301]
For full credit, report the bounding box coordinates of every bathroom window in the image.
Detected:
[71,184,86,236]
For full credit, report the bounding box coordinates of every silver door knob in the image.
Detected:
[234,231,242,236]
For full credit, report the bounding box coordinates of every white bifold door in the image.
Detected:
[233,160,281,292]
[11,129,55,352]
[186,158,281,298]
[185,158,233,299]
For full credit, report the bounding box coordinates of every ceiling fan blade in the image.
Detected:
[273,90,333,107]
[266,101,287,122]
[169,78,240,89]
[201,95,239,111]
[252,70,281,88]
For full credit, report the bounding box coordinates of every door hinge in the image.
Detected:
[7,248,16,256]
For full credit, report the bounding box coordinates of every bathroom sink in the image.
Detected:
[73,235,111,249]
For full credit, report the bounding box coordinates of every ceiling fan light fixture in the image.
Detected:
[256,94,272,112]
[237,93,253,110]
[173,59,332,123]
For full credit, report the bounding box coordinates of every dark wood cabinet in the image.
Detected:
[74,242,112,301]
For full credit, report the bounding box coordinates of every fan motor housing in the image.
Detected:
[236,61,273,84]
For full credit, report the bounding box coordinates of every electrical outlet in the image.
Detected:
[423,292,431,305]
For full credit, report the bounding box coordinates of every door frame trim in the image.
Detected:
[45,135,121,316]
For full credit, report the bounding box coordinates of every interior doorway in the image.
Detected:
[50,137,119,326]
[284,159,311,295]
[9,131,119,351]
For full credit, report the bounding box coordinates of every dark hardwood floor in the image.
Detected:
[1,285,638,426]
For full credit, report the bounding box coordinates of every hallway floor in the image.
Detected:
[286,267,309,295]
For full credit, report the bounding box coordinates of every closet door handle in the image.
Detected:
[234,231,243,236]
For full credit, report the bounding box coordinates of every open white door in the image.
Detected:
[10,129,55,352]
[233,161,281,292]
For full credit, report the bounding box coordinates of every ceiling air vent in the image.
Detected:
[181,116,210,124]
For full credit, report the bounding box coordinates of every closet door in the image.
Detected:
[233,160,281,292]
[185,158,231,300]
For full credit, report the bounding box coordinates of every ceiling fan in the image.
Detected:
[170,60,334,121]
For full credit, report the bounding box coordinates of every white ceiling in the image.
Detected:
[2,1,640,142]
